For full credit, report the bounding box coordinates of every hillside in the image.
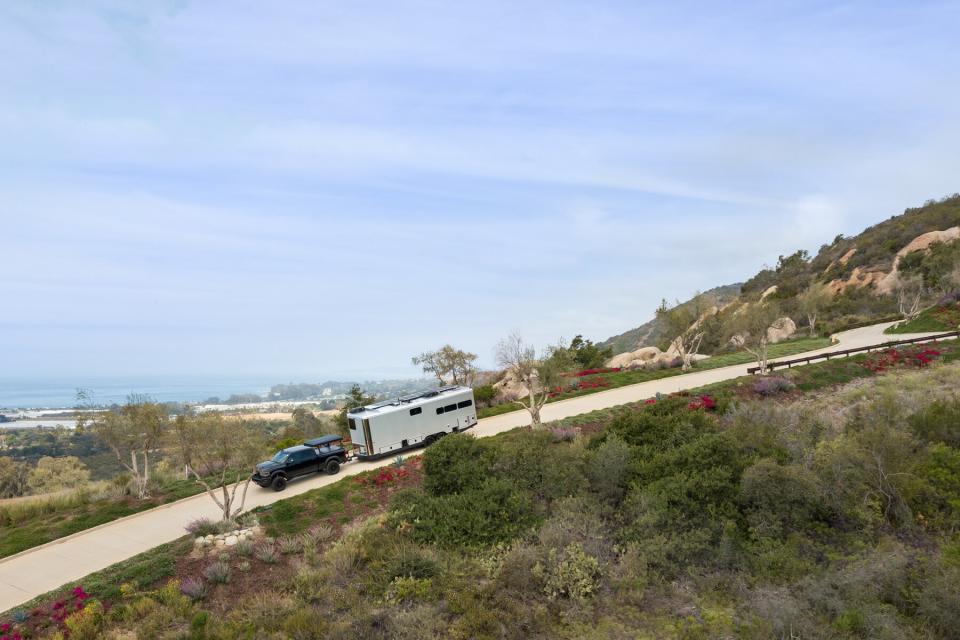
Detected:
[597,283,742,354]
[6,340,959,639]
[601,194,960,355]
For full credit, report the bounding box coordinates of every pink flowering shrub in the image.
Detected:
[687,395,716,411]
[862,346,941,373]
[1,585,91,639]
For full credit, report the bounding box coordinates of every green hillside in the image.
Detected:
[602,194,960,355]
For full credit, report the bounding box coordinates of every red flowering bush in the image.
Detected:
[687,395,716,411]
[862,346,941,373]
[1,585,90,639]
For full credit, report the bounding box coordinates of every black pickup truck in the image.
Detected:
[252,435,348,491]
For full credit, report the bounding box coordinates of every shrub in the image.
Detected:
[549,426,578,442]
[586,433,631,505]
[179,577,207,600]
[306,523,335,545]
[234,538,254,557]
[422,433,496,496]
[237,560,251,572]
[739,459,827,538]
[533,542,602,601]
[203,561,230,584]
[910,398,960,447]
[752,376,796,397]
[388,576,432,602]
[392,478,536,548]
[255,543,279,564]
[185,517,219,537]
[279,535,303,555]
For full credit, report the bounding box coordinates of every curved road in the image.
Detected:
[0,322,949,612]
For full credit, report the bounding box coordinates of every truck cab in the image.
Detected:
[252,435,348,491]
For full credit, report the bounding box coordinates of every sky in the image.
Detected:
[2,0,959,380]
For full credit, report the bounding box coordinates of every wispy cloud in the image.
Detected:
[1,0,959,377]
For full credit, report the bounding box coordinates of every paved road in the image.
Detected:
[0,321,949,612]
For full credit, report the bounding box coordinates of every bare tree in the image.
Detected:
[797,282,831,337]
[895,275,925,323]
[655,292,715,371]
[412,344,478,386]
[725,301,783,374]
[79,393,167,500]
[494,333,575,429]
[172,412,268,521]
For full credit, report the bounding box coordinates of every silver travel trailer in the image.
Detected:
[346,385,477,460]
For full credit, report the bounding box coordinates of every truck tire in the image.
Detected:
[325,459,340,475]
[271,475,287,491]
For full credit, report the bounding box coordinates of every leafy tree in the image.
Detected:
[291,407,323,437]
[472,384,496,407]
[494,332,577,428]
[171,412,268,521]
[724,301,783,373]
[797,282,831,336]
[656,293,715,371]
[567,335,612,370]
[27,456,90,493]
[412,345,478,386]
[0,456,30,498]
[336,385,375,439]
[79,393,168,499]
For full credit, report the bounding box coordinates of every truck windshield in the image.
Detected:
[270,452,289,463]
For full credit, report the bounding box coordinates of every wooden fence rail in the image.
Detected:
[746,330,960,375]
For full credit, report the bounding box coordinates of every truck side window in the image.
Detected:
[457,400,473,409]
[410,407,422,416]
[444,404,456,412]
[436,407,444,415]
[348,418,357,431]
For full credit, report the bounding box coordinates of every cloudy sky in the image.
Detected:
[2,0,959,380]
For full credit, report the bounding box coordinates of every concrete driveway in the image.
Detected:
[0,321,950,613]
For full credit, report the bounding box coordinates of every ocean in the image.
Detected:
[0,375,280,410]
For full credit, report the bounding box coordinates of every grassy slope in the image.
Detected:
[477,336,831,419]
[0,473,240,560]
[886,305,960,334]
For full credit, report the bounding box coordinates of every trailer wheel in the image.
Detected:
[271,475,287,491]
[325,460,340,475]
[424,432,447,447]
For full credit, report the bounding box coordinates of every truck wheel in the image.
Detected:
[424,432,446,446]
[271,476,287,491]
[325,460,340,475]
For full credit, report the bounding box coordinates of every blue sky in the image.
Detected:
[2,0,959,379]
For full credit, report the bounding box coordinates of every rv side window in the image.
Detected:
[457,399,473,409]
[444,403,457,412]
[409,407,422,416]
[436,407,444,415]
[348,418,357,431]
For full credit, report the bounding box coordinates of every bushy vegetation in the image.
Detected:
[9,352,960,639]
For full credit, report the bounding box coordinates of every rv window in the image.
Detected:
[457,399,473,409]
[348,418,357,431]
[436,407,444,415]
[409,407,422,416]
[444,403,457,412]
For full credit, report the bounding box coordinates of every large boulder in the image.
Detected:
[766,316,797,343]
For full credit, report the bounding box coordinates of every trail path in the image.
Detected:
[0,321,948,612]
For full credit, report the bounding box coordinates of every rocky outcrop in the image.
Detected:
[876,226,960,294]
[827,266,886,295]
[760,285,778,300]
[493,368,530,400]
[605,346,707,369]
